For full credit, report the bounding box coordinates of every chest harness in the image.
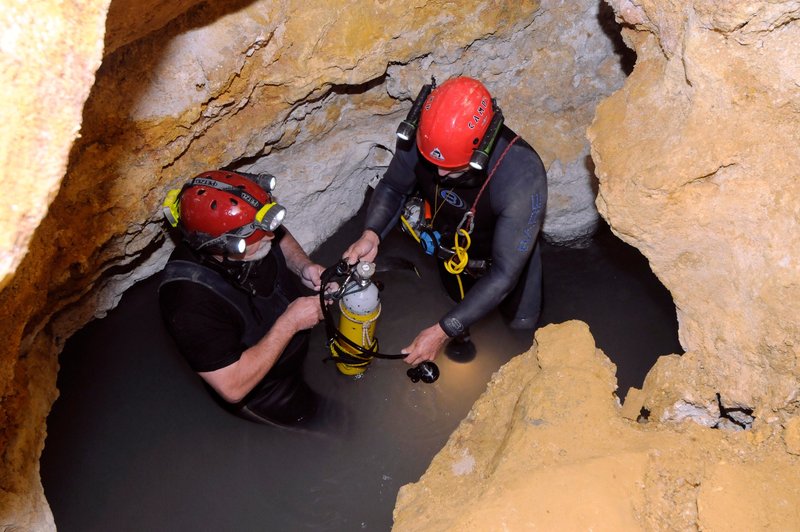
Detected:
[401,136,520,299]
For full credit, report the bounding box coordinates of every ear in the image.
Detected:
[184,230,214,250]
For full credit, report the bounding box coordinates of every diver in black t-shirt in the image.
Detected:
[159,170,326,427]
[344,77,548,366]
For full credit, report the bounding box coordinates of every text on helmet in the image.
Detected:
[467,98,489,130]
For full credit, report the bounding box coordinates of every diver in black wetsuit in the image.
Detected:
[343,77,547,366]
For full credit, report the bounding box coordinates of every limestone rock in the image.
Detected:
[104,0,204,56]
[697,460,800,530]
[620,386,646,421]
[393,321,800,531]
[0,0,110,529]
[0,0,110,290]
[589,1,800,421]
[785,417,800,456]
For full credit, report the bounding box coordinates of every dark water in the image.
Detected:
[40,206,681,531]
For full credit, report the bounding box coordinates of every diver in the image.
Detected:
[343,76,548,366]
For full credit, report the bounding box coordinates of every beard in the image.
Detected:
[243,239,272,261]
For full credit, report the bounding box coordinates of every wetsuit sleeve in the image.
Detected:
[438,145,548,337]
[364,141,419,240]
[159,281,247,372]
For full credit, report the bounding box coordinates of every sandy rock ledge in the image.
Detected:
[393,321,800,531]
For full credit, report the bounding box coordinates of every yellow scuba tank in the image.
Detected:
[319,258,440,384]
[332,261,381,375]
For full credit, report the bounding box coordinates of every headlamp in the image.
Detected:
[255,202,287,232]
[162,189,182,227]
[395,81,435,142]
[468,104,503,171]
[227,237,247,255]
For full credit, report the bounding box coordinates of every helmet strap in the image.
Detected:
[190,222,257,255]
[187,176,265,210]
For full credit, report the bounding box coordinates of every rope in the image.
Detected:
[457,135,520,235]
[444,228,472,299]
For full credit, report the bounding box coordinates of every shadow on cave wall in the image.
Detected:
[598,0,637,76]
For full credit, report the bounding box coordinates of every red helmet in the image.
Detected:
[164,170,286,253]
[416,77,494,169]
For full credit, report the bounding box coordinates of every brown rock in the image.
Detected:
[394,321,800,531]
[621,387,645,421]
[784,417,800,456]
[589,1,800,420]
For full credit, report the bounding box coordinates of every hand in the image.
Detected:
[401,324,449,366]
[282,296,324,332]
[300,263,325,291]
[343,230,380,264]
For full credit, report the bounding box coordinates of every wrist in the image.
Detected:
[299,261,314,276]
[277,310,300,335]
[439,316,466,338]
[361,229,380,245]
[433,323,449,340]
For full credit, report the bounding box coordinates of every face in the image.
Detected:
[241,232,275,261]
[216,232,275,262]
[437,165,471,179]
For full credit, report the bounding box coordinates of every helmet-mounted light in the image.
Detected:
[468,103,504,171]
[255,202,287,232]
[227,236,247,255]
[162,188,182,227]
[396,79,436,142]
[249,172,276,193]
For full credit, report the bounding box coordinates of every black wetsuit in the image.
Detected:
[365,125,547,337]
[158,231,317,426]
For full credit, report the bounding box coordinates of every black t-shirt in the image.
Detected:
[159,243,280,372]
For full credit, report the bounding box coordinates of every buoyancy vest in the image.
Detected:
[159,245,309,407]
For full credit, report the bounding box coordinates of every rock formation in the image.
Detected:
[589,0,800,426]
[0,0,626,528]
[394,322,800,530]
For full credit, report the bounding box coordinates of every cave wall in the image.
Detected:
[589,0,800,424]
[0,1,111,527]
[0,0,627,527]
